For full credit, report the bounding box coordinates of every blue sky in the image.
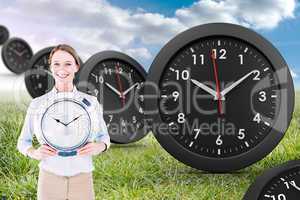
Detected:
[111,0,300,84]
[0,0,299,92]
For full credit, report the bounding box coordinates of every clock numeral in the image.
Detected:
[108,115,113,123]
[253,113,261,123]
[212,49,227,60]
[192,54,204,65]
[175,70,190,80]
[252,70,260,80]
[136,82,143,89]
[139,95,144,102]
[132,116,137,123]
[104,67,113,75]
[264,194,286,200]
[216,135,223,146]
[139,107,144,114]
[258,91,267,102]
[172,91,179,101]
[121,119,126,127]
[238,54,244,65]
[177,113,185,123]
[118,67,123,74]
[238,129,245,140]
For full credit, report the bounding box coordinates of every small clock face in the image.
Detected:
[146,23,294,172]
[25,47,83,98]
[78,51,148,144]
[0,25,9,45]
[1,37,33,74]
[41,99,91,151]
[244,160,300,200]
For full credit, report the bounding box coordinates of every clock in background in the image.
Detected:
[145,23,294,172]
[77,51,148,144]
[243,160,300,200]
[1,37,33,74]
[0,25,9,45]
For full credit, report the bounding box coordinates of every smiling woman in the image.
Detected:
[16,44,111,200]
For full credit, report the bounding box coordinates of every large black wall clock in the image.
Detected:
[25,46,83,98]
[244,160,300,200]
[78,50,148,144]
[0,25,9,45]
[1,37,33,74]
[145,23,294,172]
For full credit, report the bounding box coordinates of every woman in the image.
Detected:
[17,44,110,200]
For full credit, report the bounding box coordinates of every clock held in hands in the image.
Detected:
[41,98,91,157]
[145,23,294,172]
[77,51,148,144]
[1,37,33,74]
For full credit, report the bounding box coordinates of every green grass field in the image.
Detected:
[0,95,299,200]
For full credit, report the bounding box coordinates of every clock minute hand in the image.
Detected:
[190,78,220,99]
[66,114,83,126]
[123,83,139,96]
[105,82,122,97]
[220,70,256,97]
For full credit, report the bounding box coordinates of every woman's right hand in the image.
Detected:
[27,145,57,160]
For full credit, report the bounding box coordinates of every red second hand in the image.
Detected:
[211,50,223,115]
[115,63,125,107]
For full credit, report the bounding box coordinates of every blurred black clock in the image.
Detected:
[1,37,33,74]
[78,51,148,144]
[0,25,9,45]
[25,46,83,98]
[244,160,300,200]
[145,23,294,172]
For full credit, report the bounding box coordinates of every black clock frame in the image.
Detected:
[243,160,300,200]
[1,37,33,74]
[145,23,294,172]
[0,25,10,45]
[77,50,148,144]
[25,46,83,98]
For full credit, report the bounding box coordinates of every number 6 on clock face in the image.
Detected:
[145,23,294,172]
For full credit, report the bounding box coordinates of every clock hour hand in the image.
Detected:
[220,70,256,97]
[66,114,83,126]
[51,117,67,126]
[190,78,222,100]
[123,83,139,96]
[105,82,122,97]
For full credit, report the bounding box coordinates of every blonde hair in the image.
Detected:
[48,44,81,67]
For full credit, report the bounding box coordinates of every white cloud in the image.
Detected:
[0,0,297,77]
[291,69,298,78]
[175,0,296,29]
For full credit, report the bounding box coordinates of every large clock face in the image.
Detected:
[1,37,33,74]
[244,160,300,200]
[159,36,280,158]
[78,51,148,144]
[41,99,91,151]
[0,25,9,45]
[146,23,294,172]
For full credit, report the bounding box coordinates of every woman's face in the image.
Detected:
[50,50,79,85]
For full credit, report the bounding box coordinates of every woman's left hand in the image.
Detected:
[77,142,106,156]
